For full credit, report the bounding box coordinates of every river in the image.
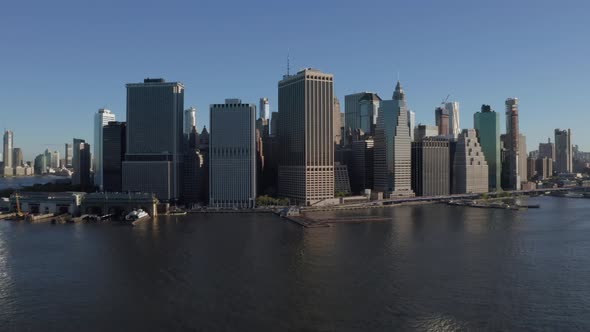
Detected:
[0,196,589,331]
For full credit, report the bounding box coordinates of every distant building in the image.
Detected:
[504,98,520,190]
[259,97,270,120]
[270,111,279,137]
[527,157,536,180]
[183,126,206,205]
[51,150,60,169]
[350,137,374,194]
[474,104,501,191]
[435,106,449,136]
[538,138,555,160]
[412,137,450,196]
[184,107,197,136]
[358,93,381,135]
[407,110,416,141]
[555,128,573,173]
[93,108,116,190]
[452,129,488,194]
[333,97,342,146]
[445,102,461,138]
[373,81,415,198]
[3,130,13,175]
[278,68,335,205]
[535,157,553,179]
[103,121,126,192]
[73,140,91,187]
[72,138,85,185]
[34,154,47,175]
[413,124,438,142]
[12,148,23,168]
[122,78,184,201]
[334,163,351,195]
[519,134,527,183]
[209,99,256,208]
[65,143,73,168]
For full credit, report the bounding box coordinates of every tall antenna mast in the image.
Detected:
[287,51,290,76]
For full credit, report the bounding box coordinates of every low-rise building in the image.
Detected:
[9,192,85,215]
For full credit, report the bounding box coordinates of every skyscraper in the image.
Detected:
[350,137,374,194]
[474,104,501,191]
[344,92,366,133]
[103,121,126,192]
[3,130,13,175]
[93,108,116,190]
[278,68,334,205]
[505,97,520,190]
[259,97,270,120]
[122,78,184,201]
[555,128,573,174]
[12,148,23,168]
[184,107,197,136]
[539,138,556,160]
[373,81,415,198]
[411,137,450,196]
[333,97,342,146]
[209,99,256,208]
[51,150,60,169]
[445,102,461,138]
[453,129,488,194]
[65,143,73,168]
[72,139,91,187]
[413,124,438,142]
[435,106,450,136]
[407,110,416,141]
[519,134,527,182]
[358,93,381,135]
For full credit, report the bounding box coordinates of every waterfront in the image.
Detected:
[1,196,590,331]
[0,175,70,191]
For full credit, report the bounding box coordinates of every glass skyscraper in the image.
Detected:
[474,104,501,191]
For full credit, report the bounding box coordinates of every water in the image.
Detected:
[1,196,589,331]
[0,175,70,191]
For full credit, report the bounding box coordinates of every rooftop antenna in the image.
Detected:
[287,50,290,76]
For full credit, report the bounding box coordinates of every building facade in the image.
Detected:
[209,99,256,208]
[373,81,415,198]
[453,129,488,194]
[555,128,573,174]
[65,143,73,168]
[122,78,184,201]
[12,148,23,168]
[333,97,342,146]
[519,134,527,183]
[93,108,116,190]
[445,102,461,138]
[103,121,126,192]
[411,137,450,196]
[350,138,374,194]
[278,68,334,205]
[435,106,450,136]
[3,130,13,176]
[414,124,439,142]
[408,110,416,142]
[184,107,197,136]
[504,98,520,190]
[259,97,270,120]
[358,93,381,135]
[474,105,501,191]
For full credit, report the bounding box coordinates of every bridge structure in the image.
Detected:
[81,192,158,217]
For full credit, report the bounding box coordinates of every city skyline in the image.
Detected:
[1,1,589,160]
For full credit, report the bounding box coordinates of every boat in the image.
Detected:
[169,211,187,216]
[125,209,149,221]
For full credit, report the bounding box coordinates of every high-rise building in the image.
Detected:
[184,107,197,136]
[452,129,488,194]
[256,118,270,138]
[411,137,450,196]
[183,126,206,205]
[555,128,573,174]
[474,104,501,191]
[65,143,73,168]
[350,137,374,194]
[413,124,438,142]
[527,157,536,181]
[259,97,270,120]
[270,111,279,137]
[3,130,14,174]
[334,163,351,195]
[407,110,416,142]
[435,106,450,136]
[103,121,126,192]
[539,138,556,160]
[51,150,60,169]
[72,138,85,184]
[209,99,256,208]
[519,134,527,183]
[73,139,91,187]
[358,93,381,136]
[278,68,334,205]
[122,78,184,201]
[333,97,342,146]
[12,148,23,168]
[535,157,553,179]
[445,102,461,138]
[344,92,366,133]
[93,108,116,190]
[34,154,47,175]
[373,81,415,198]
[505,98,520,190]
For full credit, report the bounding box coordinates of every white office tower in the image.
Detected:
[184,107,197,136]
[3,130,14,176]
[259,98,270,120]
[93,108,116,190]
[445,102,460,138]
[209,99,257,208]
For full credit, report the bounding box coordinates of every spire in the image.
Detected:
[393,80,405,100]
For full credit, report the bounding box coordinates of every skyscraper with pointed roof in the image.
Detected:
[373,81,415,198]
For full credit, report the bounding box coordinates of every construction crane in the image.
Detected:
[14,191,25,219]
[441,94,450,105]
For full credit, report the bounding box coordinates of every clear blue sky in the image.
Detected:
[1,0,589,161]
